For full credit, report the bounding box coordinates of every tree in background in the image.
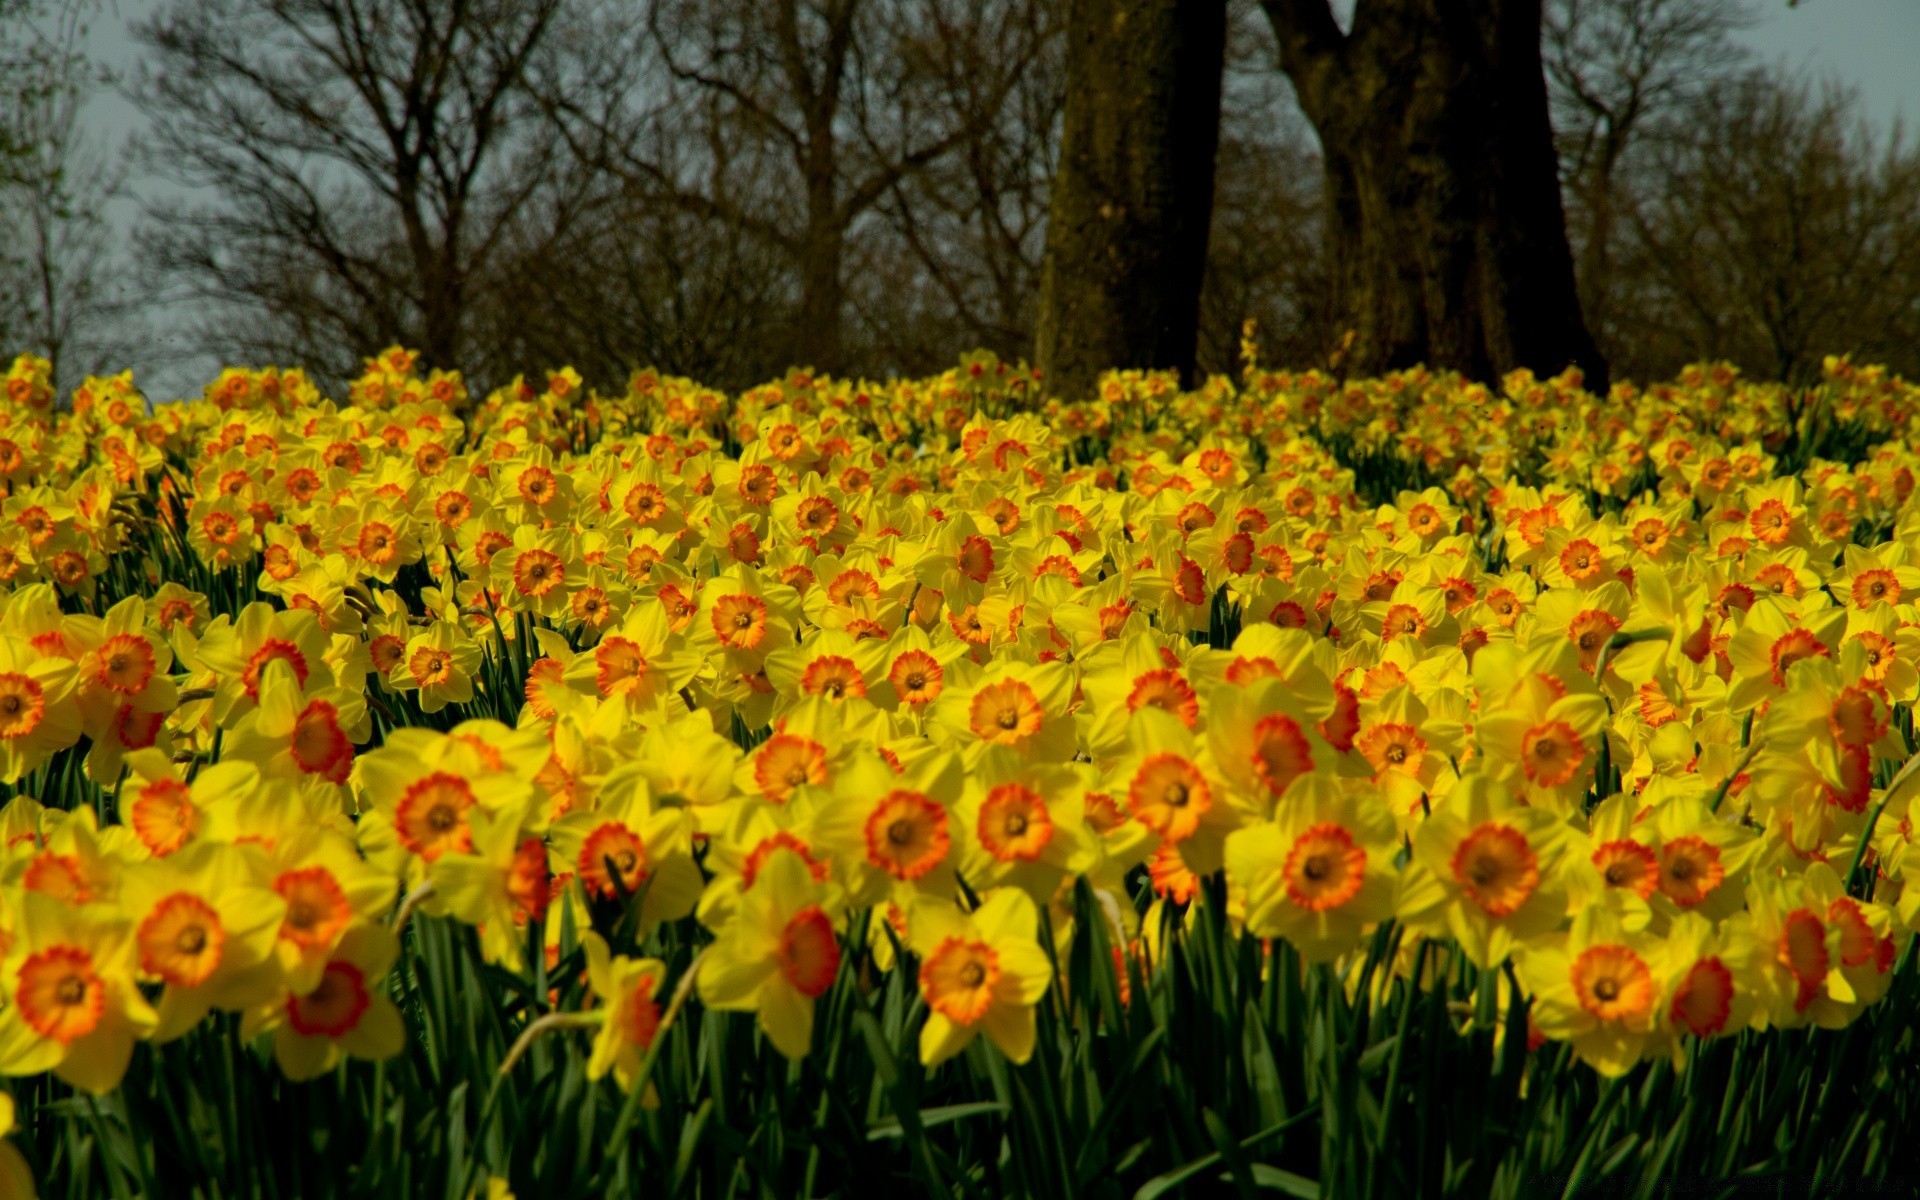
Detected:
[133,0,572,386]
[1197,4,1334,377]
[1543,0,1752,355]
[1262,0,1607,389]
[1608,70,1920,384]
[545,0,1047,377]
[1,0,142,386]
[18,0,1919,396]
[1033,0,1228,402]
[854,0,1065,374]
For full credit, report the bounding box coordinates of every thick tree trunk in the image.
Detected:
[1266,0,1608,391]
[421,252,464,372]
[795,213,847,374]
[1034,0,1227,402]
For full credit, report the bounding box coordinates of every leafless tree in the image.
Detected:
[476,179,799,390]
[132,0,574,388]
[1543,0,1752,348]
[1611,69,1920,383]
[541,0,1049,377]
[852,0,1063,373]
[0,0,145,387]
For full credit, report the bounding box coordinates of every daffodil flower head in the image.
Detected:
[698,847,845,1059]
[1398,771,1574,969]
[908,889,1052,1068]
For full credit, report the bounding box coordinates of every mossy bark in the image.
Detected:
[1267,0,1609,391]
[1035,0,1228,402]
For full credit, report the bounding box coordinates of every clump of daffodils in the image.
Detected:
[0,337,1905,1200]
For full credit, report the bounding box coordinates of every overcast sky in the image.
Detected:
[65,0,1920,397]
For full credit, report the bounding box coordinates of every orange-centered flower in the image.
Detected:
[800,656,866,700]
[1127,753,1210,843]
[737,464,777,506]
[1827,686,1886,749]
[1567,610,1622,671]
[0,672,46,739]
[22,852,88,903]
[1767,628,1829,686]
[1520,720,1585,787]
[711,593,769,650]
[1656,836,1724,908]
[753,734,829,804]
[517,467,557,506]
[394,772,478,862]
[138,892,227,988]
[957,535,995,583]
[1450,823,1540,917]
[1282,823,1367,912]
[16,944,105,1042]
[287,960,372,1037]
[1559,538,1603,582]
[861,790,950,880]
[201,510,242,546]
[1748,499,1791,545]
[578,823,650,900]
[1669,957,1735,1036]
[94,633,157,694]
[1126,669,1199,727]
[593,637,647,697]
[511,549,565,598]
[243,639,310,700]
[1355,723,1426,778]
[1777,907,1829,1013]
[1851,569,1901,608]
[1826,897,1879,968]
[888,650,944,705]
[1381,603,1427,642]
[369,635,404,676]
[977,783,1054,862]
[290,699,355,783]
[1631,518,1670,554]
[1591,839,1659,899]
[275,867,354,948]
[919,935,999,1024]
[357,522,398,566]
[967,679,1044,744]
[741,833,830,889]
[795,496,840,537]
[507,838,552,924]
[1250,713,1315,799]
[128,778,197,856]
[1570,944,1654,1021]
[408,646,454,687]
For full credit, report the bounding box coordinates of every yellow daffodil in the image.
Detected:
[698,847,845,1058]
[909,889,1052,1067]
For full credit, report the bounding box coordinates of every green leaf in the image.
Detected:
[1247,1164,1320,1198]
[1131,1107,1322,1200]
[866,1102,1008,1140]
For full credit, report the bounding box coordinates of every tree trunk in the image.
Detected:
[1574,132,1625,346]
[1266,0,1608,391]
[794,207,847,375]
[1035,0,1227,402]
[422,250,464,372]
